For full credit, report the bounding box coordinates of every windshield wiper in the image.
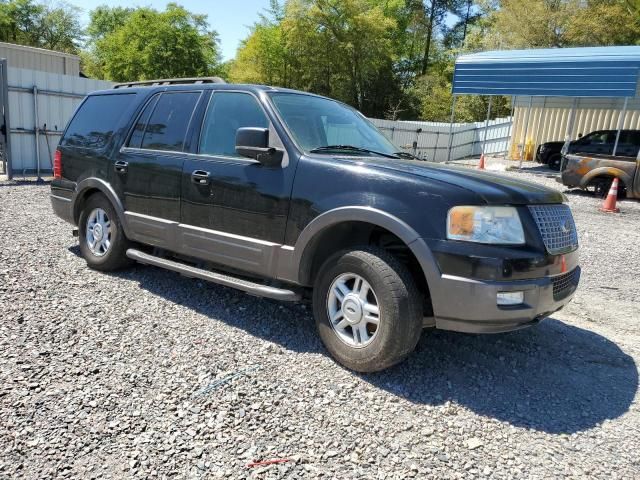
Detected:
[310,145,399,159]
[393,151,420,160]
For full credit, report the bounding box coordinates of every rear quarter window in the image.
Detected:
[61,94,136,149]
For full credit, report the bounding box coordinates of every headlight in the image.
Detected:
[447,206,525,244]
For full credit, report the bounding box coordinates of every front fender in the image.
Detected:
[289,206,442,291]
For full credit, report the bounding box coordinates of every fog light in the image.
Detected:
[497,291,524,306]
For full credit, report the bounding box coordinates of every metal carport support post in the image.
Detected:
[560,98,578,172]
[446,95,457,163]
[518,96,533,169]
[612,97,629,156]
[481,96,493,156]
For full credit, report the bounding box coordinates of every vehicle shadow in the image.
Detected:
[366,321,637,434]
[514,165,559,176]
[0,179,51,187]
[73,249,637,435]
[564,186,638,203]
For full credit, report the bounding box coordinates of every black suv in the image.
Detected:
[51,78,580,372]
[536,129,640,170]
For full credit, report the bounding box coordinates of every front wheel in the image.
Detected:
[312,248,423,372]
[78,193,132,271]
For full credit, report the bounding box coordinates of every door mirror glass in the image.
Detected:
[235,127,283,166]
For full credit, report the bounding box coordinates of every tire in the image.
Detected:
[78,193,132,271]
[548,153,562,171]
[588,177,627,199]
[312,247,423,372]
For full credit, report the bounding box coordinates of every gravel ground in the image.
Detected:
[1,166,639,479]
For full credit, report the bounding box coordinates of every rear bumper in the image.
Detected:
[50,193,74,225]
[433,267,580,334]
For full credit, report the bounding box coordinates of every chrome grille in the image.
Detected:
[552,268,580,301]
[528,204,578,254]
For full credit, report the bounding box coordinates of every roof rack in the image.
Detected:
[113,77,226,89]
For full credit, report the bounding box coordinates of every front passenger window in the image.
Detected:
[199,92,268,157]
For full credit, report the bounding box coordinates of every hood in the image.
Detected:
[355,158,564,205]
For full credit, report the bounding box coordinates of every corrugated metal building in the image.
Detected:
[0,42,80,76]
[1,44,112,178]
[453,46,640,160]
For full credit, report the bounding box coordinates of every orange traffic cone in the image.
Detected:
[599,178,620,213]
[478,154,486,170]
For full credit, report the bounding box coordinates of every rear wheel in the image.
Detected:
[312,247,423,372]
[78,193,132,271]
[587,177,626,199]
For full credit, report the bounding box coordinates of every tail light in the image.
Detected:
[53,149,62,179]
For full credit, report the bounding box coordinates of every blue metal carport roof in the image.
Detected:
[453,46,640,97]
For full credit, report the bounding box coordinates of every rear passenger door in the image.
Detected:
[179,91,295,276]
[614,132,640,159]
[112,90,202,249]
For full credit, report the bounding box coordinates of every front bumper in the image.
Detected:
[433,267,580,334]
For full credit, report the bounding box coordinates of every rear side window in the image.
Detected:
[139,92,200,152]
[128,94,160,149]
[62,94,134,149]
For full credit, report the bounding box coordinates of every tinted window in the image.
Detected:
[615,131,640,158]
[62,94,134,149]
[199,92,268,157]
[128,95,160,149]
[140,92,200,152]
[583,132,611,145]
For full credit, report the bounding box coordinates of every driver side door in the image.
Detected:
[179,91,296,277]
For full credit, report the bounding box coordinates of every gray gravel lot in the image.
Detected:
[1,166,639,479]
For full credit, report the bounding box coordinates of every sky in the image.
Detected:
[73,0,273,61]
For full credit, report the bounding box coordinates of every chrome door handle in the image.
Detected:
[114,160,128,173]
[191,170,211,185]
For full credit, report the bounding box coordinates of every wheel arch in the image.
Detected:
[72,178,129,234]
[292,207,441,291]
[579,167,632,190]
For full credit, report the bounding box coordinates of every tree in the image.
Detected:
[231,0,405,117]
[85,3,221,82]
[0,0,82,53]
[480,0,640,50]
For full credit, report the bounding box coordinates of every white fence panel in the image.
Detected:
[370,117,513,162]
[6,67,112,176]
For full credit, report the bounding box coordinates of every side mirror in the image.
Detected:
[235,127,283,167]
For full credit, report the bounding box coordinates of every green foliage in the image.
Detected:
[2,0,639,121]
[0,0,82,53]
[83,3,220,82]
[478,0,640,49]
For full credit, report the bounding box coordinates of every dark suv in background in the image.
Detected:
[50,78,580,372]
[536,129,640,170]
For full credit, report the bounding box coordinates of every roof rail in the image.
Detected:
[113,77,226,89]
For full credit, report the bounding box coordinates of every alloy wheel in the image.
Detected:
[327,273,381,348]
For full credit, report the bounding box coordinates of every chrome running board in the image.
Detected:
[126,248,301,302]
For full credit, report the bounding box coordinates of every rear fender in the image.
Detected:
[72,178,130,235]
[579,166,633,190]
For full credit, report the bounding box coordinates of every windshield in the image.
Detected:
[269,93,399,156]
